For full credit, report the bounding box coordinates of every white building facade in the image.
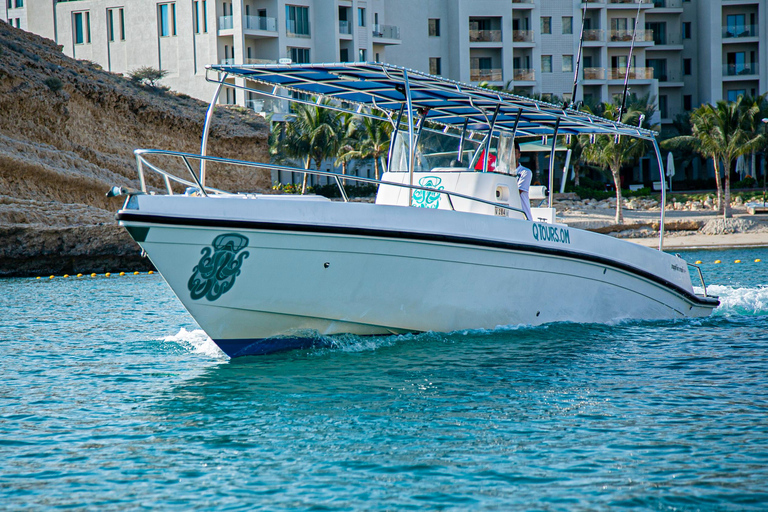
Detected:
[5,0,767,125]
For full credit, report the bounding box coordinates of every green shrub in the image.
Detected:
[734,175,757,189]
[128,66,168,87]
[43,76,63,92]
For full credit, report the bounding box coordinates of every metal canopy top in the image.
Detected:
[206,62,657,141]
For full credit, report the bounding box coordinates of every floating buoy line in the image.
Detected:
[36,271,154,280]
[694,259,762,265]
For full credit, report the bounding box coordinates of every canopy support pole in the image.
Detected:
[386,104,405,172]
[548,118,560,208]
[652,139,666,251]
[403,70,416,206]
[200,74,228,187]
[482,104,501,172]
[456,118,469,165]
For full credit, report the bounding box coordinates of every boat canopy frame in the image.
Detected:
[202,62,667,249]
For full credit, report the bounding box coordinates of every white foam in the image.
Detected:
[163,328,227,358]
[697,285,768,316]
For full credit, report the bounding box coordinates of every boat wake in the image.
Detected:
[162,328,227,358]
[696,285,768,317]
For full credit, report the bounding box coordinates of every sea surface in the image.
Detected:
[1,247,767,511]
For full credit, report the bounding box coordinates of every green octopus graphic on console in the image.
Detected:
[188,233,250,301]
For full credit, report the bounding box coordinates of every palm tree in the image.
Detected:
[349,115,392,180]
[666,97,761,218]
[334,112,360,185]
[580,103,649,224]
[271,102,340,193]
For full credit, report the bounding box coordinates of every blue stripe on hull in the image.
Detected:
[213,337,326,358]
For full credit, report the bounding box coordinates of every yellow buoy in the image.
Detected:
[134,271,140,275]
[36,276,41,280]
[119,272,125,276]
[695,260,702,264]
[735,260,741,264]
[63,274,69,278]
[77,273,83,277]
[91,273,97,277]
[49,275,54,279]
[756,259,762,263]
[148,270,154,275]
[714,260,721,264]
[105,272,111,277]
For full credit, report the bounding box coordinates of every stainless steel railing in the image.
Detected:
[133,149,530,219]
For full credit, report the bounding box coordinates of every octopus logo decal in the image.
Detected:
[412,176,444,208]
[188,233,250,301]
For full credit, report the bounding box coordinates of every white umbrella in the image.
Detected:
[735,155,747,180]
[666,152,675,192]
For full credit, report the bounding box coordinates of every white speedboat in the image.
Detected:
[114,63,718,357]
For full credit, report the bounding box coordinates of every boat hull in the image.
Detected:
[118,195,718,357]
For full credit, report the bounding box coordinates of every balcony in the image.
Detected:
[512,0,533,3]
[608,67,654,79]
[220,58,235,65]
[339,20,352,35]
[470,29,502,43]
[609,0,652,4]
[724,63,759,77]
[583,29,605,41]
[512,0,534,7]
[471,68,502,82]
[372,24,400,39]
[583,67,606,80]
[609,29,653,42]
[219,15,233,31]
[513,68,535,81]
[723,25,757,39]
[512,30,534,42]
[244,15,277,32]
[245,58,276,65]
[582,0,605,4]
[651,0,683,8]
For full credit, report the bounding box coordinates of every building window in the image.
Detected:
[358,48,366,61]
[541,16,551,35]
[202,1,208,32]
[15,0,22,7]
[289,47,310,64]
[429,57,441,75]
[659,95,668,118]
[286,5,310,36]
[562,16,572,35]
[73,11,91,44]
[158,3,176,37]
[562,55,573,73]
[683,95,692,111]
[194,1,200,33]
[107,8,125,42]
[428,18,440,36]
[542,55,552,73]
[683,58,692,75]
[358,7,365,27]
[727,89,745,102]
[682,22,691,39]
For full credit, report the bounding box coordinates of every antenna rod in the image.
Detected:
[570,3,588,108]
[618,3,642,121]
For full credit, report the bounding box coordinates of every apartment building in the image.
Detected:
[5,0,766,126]
[10,0,401,107]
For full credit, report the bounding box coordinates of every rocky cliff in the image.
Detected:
[0,22,271,277]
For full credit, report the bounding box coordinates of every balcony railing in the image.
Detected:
[582,0,605,4]
[219,15,233,30]
[608,67,654,79]
[513,68,535,81]
[651,32,682,45]
[512,30,534,42]
[471,68,502,82]
[724,63,759,76]
[469,29,502,42]
[583,67,606,79]
[723,25,757,38]
[512,0,534,3]
[339,20,352,34]
[286,20,311,38]
[610,29,653,42]
[246,58,276,65]
[220,58,235,65]
[244,15,276,32]
[372,24,400,39]
[652,0,683,7]
[609,0,652,4]
[656,70,682,83]
[583,29,605,41]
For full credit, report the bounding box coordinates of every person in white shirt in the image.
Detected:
[515,141,533,221]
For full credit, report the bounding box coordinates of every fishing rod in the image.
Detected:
[618,3,642,121]
[569,2,588,110]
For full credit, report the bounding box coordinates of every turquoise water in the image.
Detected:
[2,247,767,510]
